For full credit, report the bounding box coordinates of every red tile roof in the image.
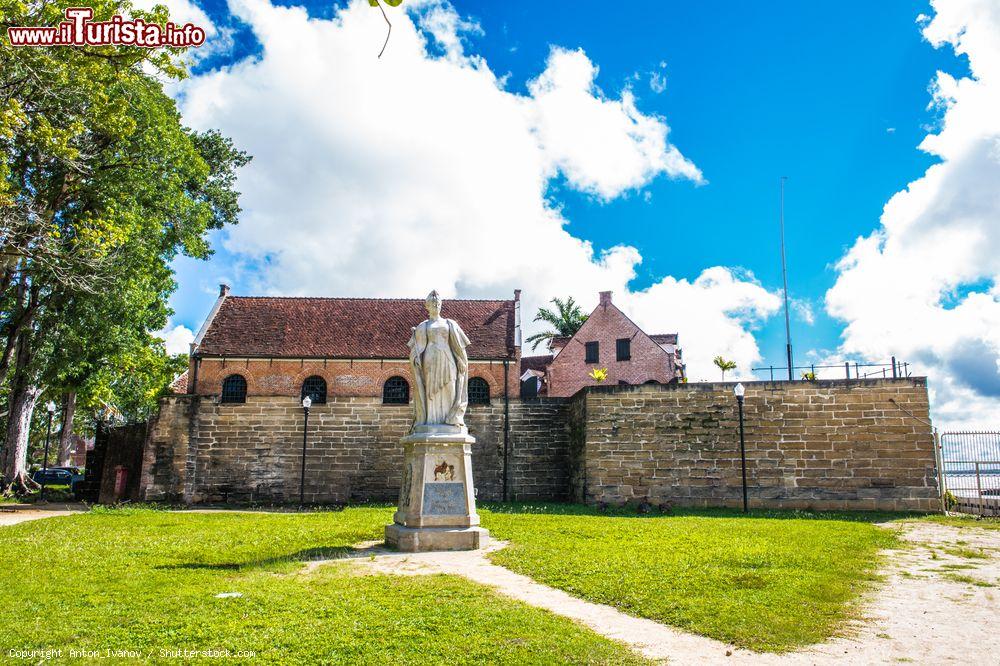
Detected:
[196,296,516,360]
[168,370,189,394]
[520,355,553,374]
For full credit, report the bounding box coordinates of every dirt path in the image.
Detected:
[337,522,1000,664]
[0,505,85,527]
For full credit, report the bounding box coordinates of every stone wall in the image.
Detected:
[140,396,571,504]
[570,378,939,512]
[141,377,940,512]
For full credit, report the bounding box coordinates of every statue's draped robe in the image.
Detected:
[408,318,471,427]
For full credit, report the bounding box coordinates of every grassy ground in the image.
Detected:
[0,506,644,665]
[481,504,900,652]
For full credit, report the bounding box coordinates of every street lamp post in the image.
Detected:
[734,383,748,513]
[40,400,57,501]
[299,395,312,506]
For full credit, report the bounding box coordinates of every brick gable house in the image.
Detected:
[523,291,683,398]
[181,285,521,402]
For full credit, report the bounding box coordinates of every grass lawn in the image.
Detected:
[0,506,644,665]
[481,504,900,652]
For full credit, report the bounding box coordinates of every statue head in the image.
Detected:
[425,290,442,318]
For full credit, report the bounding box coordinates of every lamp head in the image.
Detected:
[46,400,57,414]
[733,383,745,399]
[301,396,312,409]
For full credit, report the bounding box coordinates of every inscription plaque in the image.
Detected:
[422,482,466,515]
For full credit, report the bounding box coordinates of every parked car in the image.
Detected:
[31,467,85,491]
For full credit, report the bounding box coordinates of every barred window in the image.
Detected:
[383,376,410,404]
[301,375,327,404]
[220,374,247,404]
[468,377,490,405]
[616,338,631,361]
[585,341,599,364]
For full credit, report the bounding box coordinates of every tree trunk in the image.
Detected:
[1,383,41,494]
[57,391,76,466]
[1,317,41,495]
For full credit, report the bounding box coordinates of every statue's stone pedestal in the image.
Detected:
[384,426,489,552]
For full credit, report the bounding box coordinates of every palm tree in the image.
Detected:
[713,356,736,381]
[525,297,589,351]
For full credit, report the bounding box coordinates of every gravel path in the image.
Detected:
[341,522,1000,664]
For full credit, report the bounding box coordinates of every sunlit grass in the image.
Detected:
[0,506,644,664]
[481,504,899,652]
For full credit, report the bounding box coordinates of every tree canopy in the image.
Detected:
[526,297,589,352]
[0,0,250,491]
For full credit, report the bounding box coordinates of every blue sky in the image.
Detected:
[162,0,1000,426]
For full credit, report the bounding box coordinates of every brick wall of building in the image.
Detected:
[189,358,519,402]
[546,293,676,398]
[140,396,570,504]
[571,378,939,512]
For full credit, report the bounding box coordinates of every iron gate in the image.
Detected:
[939,431,1000,516]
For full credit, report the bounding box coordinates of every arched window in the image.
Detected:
[383,376,410,404]
[468,377,490,405]
[221,374,247,404]
[301,375,327,404]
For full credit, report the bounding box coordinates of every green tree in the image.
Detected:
[525,297,589,352]
[713,356,736,382]
[0,0,250,493]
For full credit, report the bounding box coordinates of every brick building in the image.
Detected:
[180,285,521,404]
[521,291,684,398]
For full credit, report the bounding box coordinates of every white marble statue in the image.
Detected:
[407,290,471,429]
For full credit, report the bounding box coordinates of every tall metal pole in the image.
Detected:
[40,409,54,501]
[737,395,748,513]
[299,405,309,505]
[779,176,794,380]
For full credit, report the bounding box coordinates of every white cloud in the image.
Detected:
[157,324,195,355]
[175,0,773,380]
[826,0,1000,429]
[527,47,702,199]
[649,72,667,94]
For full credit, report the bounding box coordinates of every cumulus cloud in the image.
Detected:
[157,324,195,355]
[826,0,1000,428]
[175,0,774,379]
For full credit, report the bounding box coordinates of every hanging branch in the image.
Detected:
[369,0,403,59]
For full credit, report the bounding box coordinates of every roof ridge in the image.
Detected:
[226,295,511,303]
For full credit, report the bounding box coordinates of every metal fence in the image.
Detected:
[939,431,1000,516]
[751,357,911,382]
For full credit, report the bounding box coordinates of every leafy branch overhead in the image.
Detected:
[369,0,404,58]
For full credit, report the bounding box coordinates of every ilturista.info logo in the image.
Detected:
[7,7,206,48]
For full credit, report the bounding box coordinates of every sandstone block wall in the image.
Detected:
[570,378,939,512]
[141,396,570,504]
[141,378,940,512]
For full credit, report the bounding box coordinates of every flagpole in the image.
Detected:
[780,176,793,380]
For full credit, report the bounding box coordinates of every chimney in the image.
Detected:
[599,291,612,306]
[219,284,230,297]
